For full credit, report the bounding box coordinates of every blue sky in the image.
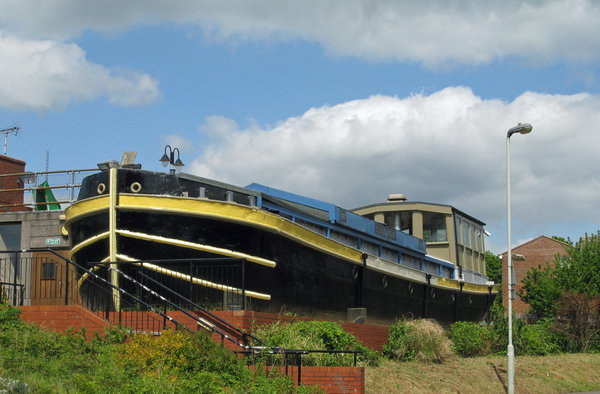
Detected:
[1,1,600,254]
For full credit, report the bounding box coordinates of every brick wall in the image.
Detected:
[18,305,111,339]
[501,235,570,315]
[210,310,389,351]
[250,365,364,393]
[0,155,26,212]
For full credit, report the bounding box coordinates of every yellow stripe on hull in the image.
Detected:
[116,254,271,300]
[65,194,363,264]
[117,229,277,268]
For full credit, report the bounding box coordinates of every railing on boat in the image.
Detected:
[0,168,97,210]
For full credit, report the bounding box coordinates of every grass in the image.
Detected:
[365,353,600,393]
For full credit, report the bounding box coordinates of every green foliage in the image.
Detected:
[518,263,562,319]
[456,299,562,357]
[0,305,311,392]
[0,295,22,330]
[115,328,250,389]
[552,235,573,246]
[521,232,600,318]
[485,251,502,284]
[449,321,487,357]
[384,319,453,363]
[254,320,379,366]
[517,318,561,355]
[517,232,600,351]
[555,232,600,296]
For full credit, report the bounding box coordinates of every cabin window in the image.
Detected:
[422,212,447,242]
[461,220,468,247]
[42,262,56,280]
[384,212,412,234]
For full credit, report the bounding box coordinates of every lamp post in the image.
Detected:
[506,122,532,394]
[159,145,184,173]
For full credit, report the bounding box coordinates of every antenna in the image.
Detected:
[1,123,20,155]
[45,150,49,182]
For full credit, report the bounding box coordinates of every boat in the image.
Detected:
[62,156,498,325]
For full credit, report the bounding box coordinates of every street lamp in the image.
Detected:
[506,122,532,394]
[159,145,184,173]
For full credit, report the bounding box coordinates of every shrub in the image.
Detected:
[115,328,250,388]
[553,292,600,353]
[450,321,488,357]
[253,320,379,366]
[517,319,561,355]
[384,319,453,363]
[0,295,22,330]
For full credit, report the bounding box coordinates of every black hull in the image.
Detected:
[70,208,494,325]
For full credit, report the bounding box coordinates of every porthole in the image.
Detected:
[97,183,106,194]
[468,296,473,305]
[431,289,436,299]
[408,283,414,294]
[451,294,456,302]
[130,182,142,193]
[352,266,359,280]
[382,276,388,288]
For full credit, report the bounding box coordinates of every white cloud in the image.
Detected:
[1,1,599,110]
[2,1,600,67]
[0,32,160,111]
[188,87,600,252]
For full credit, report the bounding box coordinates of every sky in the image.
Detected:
[1,0,599,254]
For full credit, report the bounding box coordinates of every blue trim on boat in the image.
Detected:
[247,182,455,274]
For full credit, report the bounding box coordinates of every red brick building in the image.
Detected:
[0,155,27,212]
[501,235,570,316]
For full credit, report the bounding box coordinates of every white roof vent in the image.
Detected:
[387,193,407,202]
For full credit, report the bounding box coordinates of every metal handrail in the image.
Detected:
[0,168,97,209]
[92,258,264,348]
[106,264,254,349]
[136,270,263,347]
[1,249,187,331]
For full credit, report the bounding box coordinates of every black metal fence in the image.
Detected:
[0,250,75,306]
[0,250,256,345]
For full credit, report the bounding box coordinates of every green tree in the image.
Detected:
[552,235,573,246]
[518,263,562,319]
[519,232,600,318]
[554,232,600,295]
[485,251,502,284]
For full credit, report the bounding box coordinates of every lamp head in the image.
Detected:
[159,153,170,167]
[507,123,533,138]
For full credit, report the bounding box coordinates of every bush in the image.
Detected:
[384,319,453,363]
[0,295,22,330]
[553,292,600,353]
[254,320,379,366]
[450,321,488,357]
[115,328,250,388]
[517,319,561,355]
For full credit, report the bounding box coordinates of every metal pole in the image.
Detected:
[506,135,515,394]
[109,168,120,310]
[241,259,246,310]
